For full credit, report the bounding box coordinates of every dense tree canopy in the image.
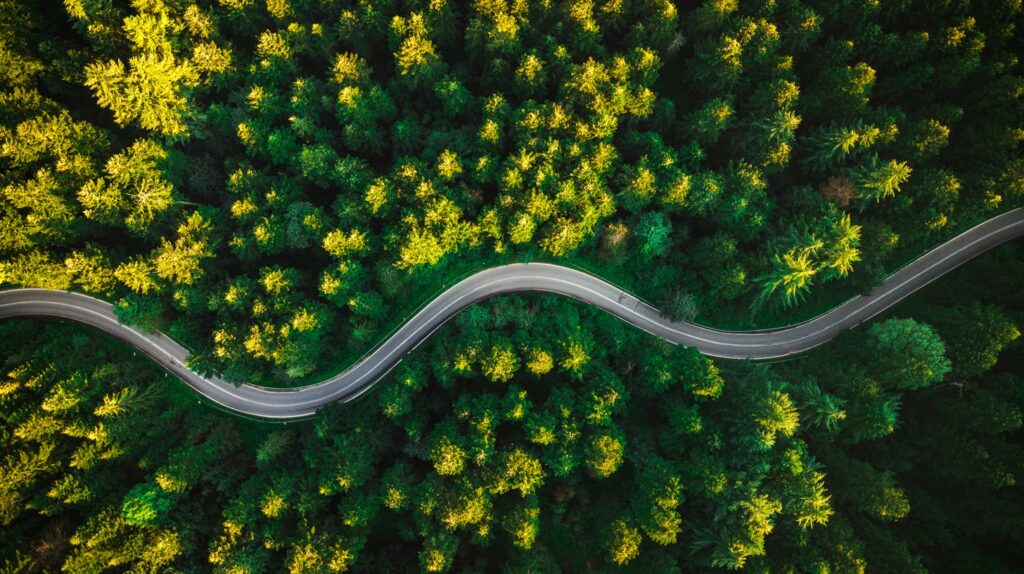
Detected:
[1,0,1023,571]
[2,242,1023,572]
[2,0,1022,380]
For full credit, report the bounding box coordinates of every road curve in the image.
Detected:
[1,208,1023,419]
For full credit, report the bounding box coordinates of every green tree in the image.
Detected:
[636,211,672,260]
[78,139,175,232]
[85,55,199,138]
[153,211,214,285]
[868,318,951,390]
[851,156,912,204]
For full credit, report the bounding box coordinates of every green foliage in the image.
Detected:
[868,318,951,390]
[756,242,821,307]
[78,139,175,232]
[85,55,199,138]
[658,289,700,323]
[4,0,1017,382]
[585,431,626,478]
[4,245,1024,571]
[918,302,1021,378]
[607,520,643,565]
[153,211,214,286]
[121,482,174,525]
[481,343,520,383]
[636,211,673,260]
[851,156,913,204]
[2,0,1024,571]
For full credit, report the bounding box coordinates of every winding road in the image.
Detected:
[1,208,1022,419]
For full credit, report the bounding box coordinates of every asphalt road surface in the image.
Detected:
[2,208,1022,419]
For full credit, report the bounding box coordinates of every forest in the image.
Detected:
[1,0,1023,571]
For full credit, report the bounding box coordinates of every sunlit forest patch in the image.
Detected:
[1,0,1023,571]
